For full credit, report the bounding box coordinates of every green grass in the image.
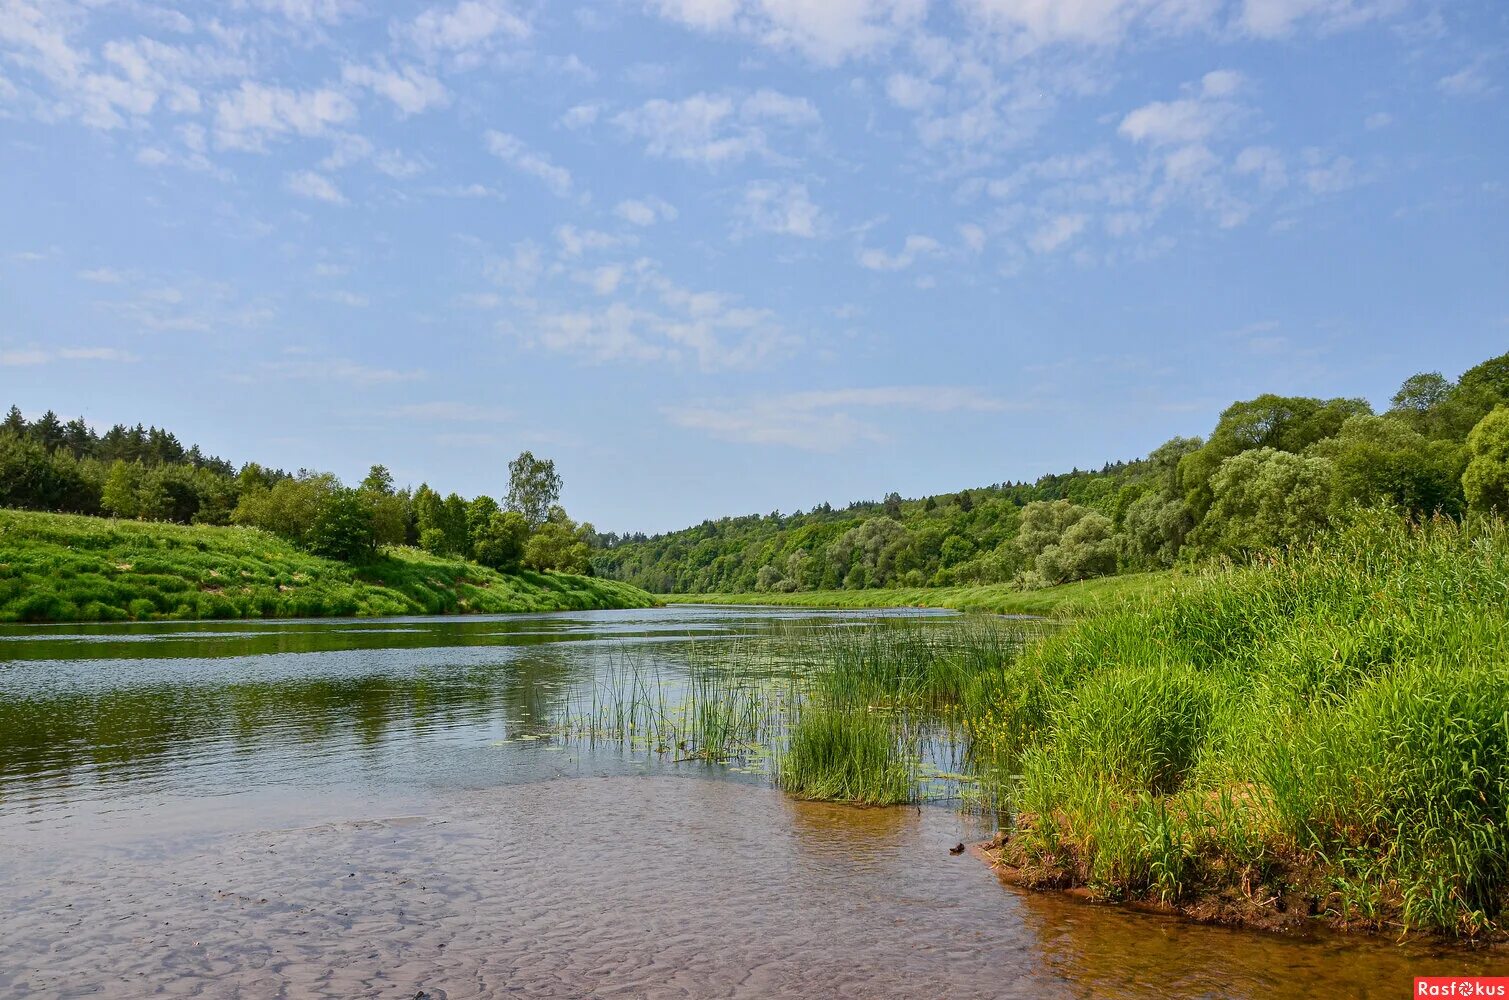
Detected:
[0,508,657,622]
[663,570,1183,618]
[778,701,916,805]
[976,509,1509,937]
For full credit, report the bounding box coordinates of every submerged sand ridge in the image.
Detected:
[1,775,1497,999]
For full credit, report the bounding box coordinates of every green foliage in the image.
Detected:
[1189,448,1333,557]
[1177,394,1371,517]
[1464,406,1509,514]
[524,508,592,574]
[1314,414,1466,516]
[305,487,377,564]
[359,464,394,494]
[0,509,655,622]
[473,510,529,571]
[1035,510,1117,585]
[1118,492,1193,569]
[231,472,337,546]
[100,460,139,518]
[506,450,562,528]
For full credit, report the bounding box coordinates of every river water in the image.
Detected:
[0,607,1499,998]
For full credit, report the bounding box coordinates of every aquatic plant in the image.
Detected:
[778,701,915,805]
[552,618,1027,807]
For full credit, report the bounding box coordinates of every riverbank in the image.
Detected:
[0,509,656,621]
[663,571,1181,617]
[963,510,1509,938]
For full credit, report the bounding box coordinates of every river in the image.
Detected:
[0,607,1497,997]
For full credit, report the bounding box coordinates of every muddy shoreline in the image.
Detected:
[972,837,1509,947]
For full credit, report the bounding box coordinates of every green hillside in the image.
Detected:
[0,509,656,623]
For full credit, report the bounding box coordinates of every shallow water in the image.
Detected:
[0,607,1499,997]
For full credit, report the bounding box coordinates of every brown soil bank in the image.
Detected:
[977,829,1509,942]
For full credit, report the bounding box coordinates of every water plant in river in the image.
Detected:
[777,700,916,805]
[552,618,1029,805]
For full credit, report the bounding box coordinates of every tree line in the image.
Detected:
[0,413,594,575]
[593,350,1509,593]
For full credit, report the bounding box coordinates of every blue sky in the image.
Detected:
[2,0,1505,533]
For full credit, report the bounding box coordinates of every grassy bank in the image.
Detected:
[664,570,1181,617]
[971,509,1509,938]
[0,509,656,622]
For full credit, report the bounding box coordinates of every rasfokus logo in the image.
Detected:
[1417,979,1509,997]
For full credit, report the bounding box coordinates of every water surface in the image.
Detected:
[0,607,1497,997]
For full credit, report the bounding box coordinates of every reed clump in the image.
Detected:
[977,508,1509,937]
[778,700,916,805]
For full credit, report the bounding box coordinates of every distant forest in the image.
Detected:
[592,351,1509,594]
[5,349,1507,596]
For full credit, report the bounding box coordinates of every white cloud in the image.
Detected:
[246,0,357,25]
[615,197,678,226]
[343,63,449,116]
[614,94,753,166]
[285,169,346,204]
[57,346,138,362]
[484,129,573,196]
[649,0,740,31]
[1233,145,1287,190]
[885,72,944,110]
[1,345,137,365]
[1119,72,1242,146]
[559,102,602,129]
[1364,111,1392,130]
[612,89,818,166]
[1237,0,1398,39]
[404,0,530,64]
[1300,150,1356,193]
[373,149,428,178]
[958,223,987,253]
[484,241,544,289]
[1028,213,1088,253]
[740,88,820,126]
[960,0,1218,52]
[577,264,627,295]
[555,224,626,257]
[858,234,942,271]
[0,349,50,366]
[0,9,245,130]
[648,0,924,64]
[1438,61,1496,99]
[214,82,356,151]
[79,266,127,284]
[512,260,794,370]
[737,180,823,238]
[664,385,1007,451]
